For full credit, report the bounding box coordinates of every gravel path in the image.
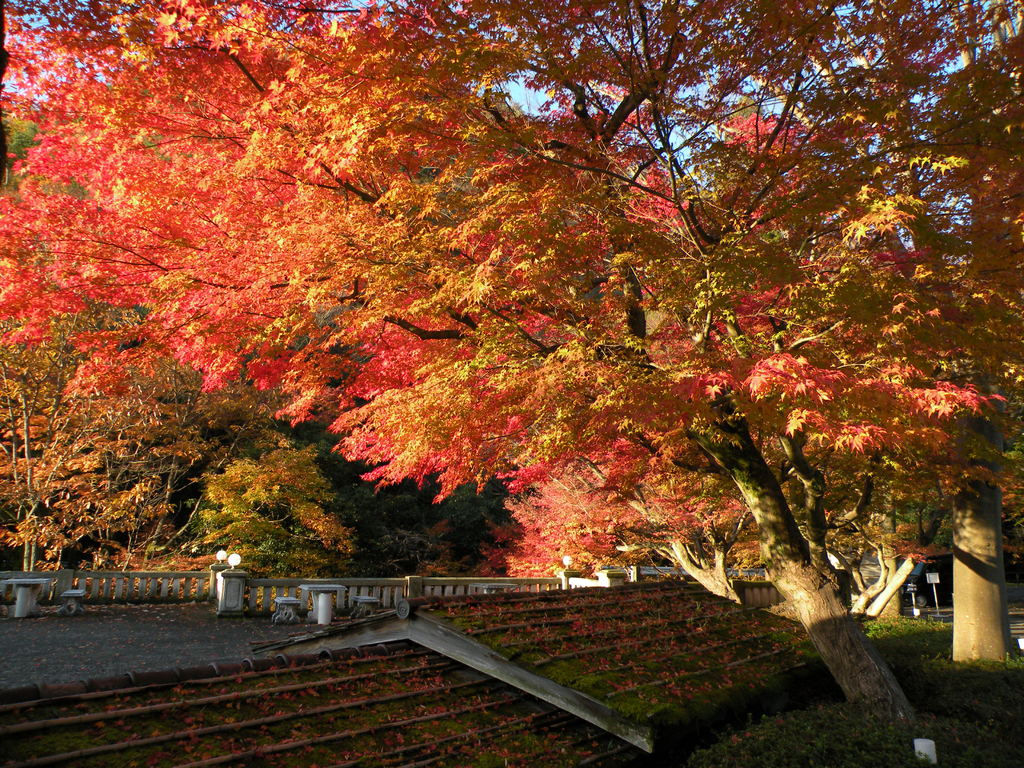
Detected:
[0,603,302,689]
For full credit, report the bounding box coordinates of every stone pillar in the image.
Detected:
[13,587,35,619]
[217,570,248,618]
[598,569,627,588]
[53,569,75,596]
[210,563,230,603]
[558,569,581,590]
[315,591,333,625]
[405,575,424,598]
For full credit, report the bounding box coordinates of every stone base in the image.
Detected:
[57,590,86,617]
[271,598,303,625]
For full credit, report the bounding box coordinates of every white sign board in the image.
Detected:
[926,572,940,584]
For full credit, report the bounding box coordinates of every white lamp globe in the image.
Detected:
[227,553,242,568]
[562,555,573,568]
[216,549,228,562]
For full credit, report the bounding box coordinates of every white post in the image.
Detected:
[210,563,230,602]
[926,571,941,611]
[558,569,581,590]
[217,570,248,618]
[13,585,34,618]
[316,590,333,625]
[913,738,937,764]
[598,569,627,587]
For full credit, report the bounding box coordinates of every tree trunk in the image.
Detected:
[952,414,1010,660]
[693,414,914,720]
[952,483,1009,660]
[1,0,8,176]
[850,551,889,614]
[663,540,740,602]
[865,557,914,618]
[772,559,912,718]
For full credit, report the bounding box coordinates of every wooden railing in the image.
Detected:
[242,576,560,615]
[244,578,407,615]
[0,570,212,604]
[1,570,561,614]
[419,576,560,598]
[3,569,776,612]
[733,579,783,608]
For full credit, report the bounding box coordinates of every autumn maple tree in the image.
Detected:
[0,306,284,569]
[503,463,754,602]
[4,0,1024,719]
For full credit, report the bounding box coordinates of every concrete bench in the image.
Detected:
[271,596,303,625]
[57,588,87,616]
[350,595,381,618]
[472,583,520,594]
[7,577,52,618]
[299,584,347,625]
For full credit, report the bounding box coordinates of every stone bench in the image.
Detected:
[472,583,520,594]
[300,584,347,625]
[350,595,381,618]
[6,577,52,618]
[57,588,87,616]
[271,596,303,625]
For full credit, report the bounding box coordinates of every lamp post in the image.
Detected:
[211,550,231,603]
[217,553,247,618]
[559,555,580,590]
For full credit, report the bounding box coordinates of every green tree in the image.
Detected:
[198,444,354,576]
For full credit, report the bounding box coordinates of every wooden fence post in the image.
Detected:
[53,569,75,598]
[405,575,423,598]
[558,569,581,590]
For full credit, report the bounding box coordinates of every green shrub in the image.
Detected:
[863,617,1024,734]
[685,705,1018,768]
[862,616,954,661]
[685,617,1024,768]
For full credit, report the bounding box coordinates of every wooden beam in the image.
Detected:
[407,612,655,753]
[274,609,653,752]
[271,615,412,656]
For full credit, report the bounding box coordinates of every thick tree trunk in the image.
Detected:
[693,414,914,720]
[772,559,912,718]
[952,415,1010,661]
[952,488,1009,660]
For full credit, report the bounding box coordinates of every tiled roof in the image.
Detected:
[0,641,638,768]
[275,581,816,754]
[0,581,814,766]
[420,582,812,743]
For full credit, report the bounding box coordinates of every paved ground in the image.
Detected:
[903,587,1024,655]
[0,603,303,689]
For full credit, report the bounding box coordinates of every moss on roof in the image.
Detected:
[417,581,816,739]
[0,642,638,768]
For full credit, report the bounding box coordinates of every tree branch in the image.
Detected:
[383,316,463,341]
